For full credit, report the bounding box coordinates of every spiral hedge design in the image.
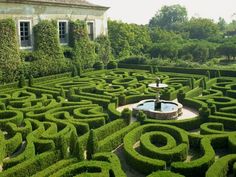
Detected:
[0,68,236,177]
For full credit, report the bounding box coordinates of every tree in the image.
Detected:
[225,20,236,36]
[31,20,70,77]
[217,42,236,60]
[0,19,21,83]
[86,129,99,160]
[192,43,209,63]
[186,18,219,39]
[95,35,112,65]
[149,5,188,31]
[217,17,227,32]
[70,20,96,69]
[179,41,216,62]
[121,108,132,125]
[28,74,34,87]
[150,42,179,59]
[149,28,183,43]
[18,73,26,88]
[108,20,151,58]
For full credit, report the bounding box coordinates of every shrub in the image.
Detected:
[121,108,132,124]
[34,20,64,60]
[75,61,82,76]
[119,56,148,65]
[95,35,112,65]
[0,18,21,83]
[70,20,96,69]
[18,73,26,88]
[28,75,34,87]
[31,21,70,77]
[71,65,78,77]
[86,129,99,160]
[107,60,118,69]
[93,61,104,70]
[136,110,147,123]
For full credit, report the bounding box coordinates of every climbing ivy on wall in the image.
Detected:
[69,20,96,69]
[0,18,21,83]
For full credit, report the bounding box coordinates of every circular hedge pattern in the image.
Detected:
[0,68,235,177]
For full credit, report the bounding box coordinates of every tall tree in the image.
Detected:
[108,20,151,58]
[95,35,112,65]
[149,5,188,31]
[186,18,219,39]
[0,19,21,83]
[70,20,96,69]
[217,17,227,32]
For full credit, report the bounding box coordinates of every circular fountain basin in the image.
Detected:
[133,99,183,120]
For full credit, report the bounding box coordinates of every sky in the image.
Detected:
[88,0,236,25]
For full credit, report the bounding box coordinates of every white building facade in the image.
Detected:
[0,0,109,49]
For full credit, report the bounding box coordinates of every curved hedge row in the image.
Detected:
[0,68,235,176]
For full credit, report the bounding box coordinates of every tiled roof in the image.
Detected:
[4,0,109,9]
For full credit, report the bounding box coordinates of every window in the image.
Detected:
[87,22,94,40]
[58,21,68,44]
[19,21,31,48]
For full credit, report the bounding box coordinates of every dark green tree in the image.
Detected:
[121,108,132,125]
[0,19,21,83]
[28,74,34,87]
[86,129,99,160]
[186,18,219,39]
[71,65,78,77]
[217,42,236,60]
[108,20,151,58]
[95,35,112,65]
[31,20,69,77]
[136,111,147,123]
[150,42,179,59]
[60,88,66,98]
[18,73,26,88]
[70,20,96,69]
[217,17,227,32]
[149,5,188,31]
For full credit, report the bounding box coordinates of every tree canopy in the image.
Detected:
[149,5,188,31]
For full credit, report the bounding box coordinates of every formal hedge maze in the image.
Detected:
[0,68,236,177]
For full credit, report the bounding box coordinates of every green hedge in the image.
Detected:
[171,137,215,177]
[0,110,23,128]
[69,20,96,69]
[50,153,126,177]
[123,124,188,175]
[148,171,185,177]
[0,18,21,83]
[140,131,187,164]
[31,158,78,177]
[206,154,236,177]
[1,150,61,177]
[200,122,225,135]
[99,122,140,152]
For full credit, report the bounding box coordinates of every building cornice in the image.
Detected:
[0,0,110,11]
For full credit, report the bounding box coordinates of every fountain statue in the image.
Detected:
[133,77,183,120]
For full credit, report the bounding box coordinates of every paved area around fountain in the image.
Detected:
[117,99,199,120]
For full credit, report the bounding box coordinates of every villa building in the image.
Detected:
[0,0,109,49]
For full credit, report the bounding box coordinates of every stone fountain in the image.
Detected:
[133,77,183,120]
